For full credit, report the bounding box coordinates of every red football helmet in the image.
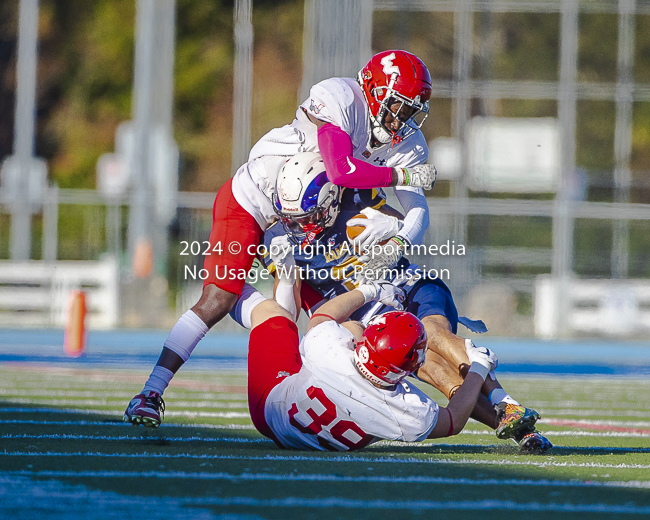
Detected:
[358,50,432,145]
[354,311,428,387]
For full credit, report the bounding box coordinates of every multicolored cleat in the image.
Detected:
[123,391,165,428]
[495,402,552,454]
[495,403,540,440]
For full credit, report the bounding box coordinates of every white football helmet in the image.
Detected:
[273,152,342,244]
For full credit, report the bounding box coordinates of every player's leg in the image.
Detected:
[124,179,263,428]
[124,283,239,428]
[423,316,550,453]
[419,314,540,433]
[247,295,301,445]
[408,279,551,453]
[418,347,498,429]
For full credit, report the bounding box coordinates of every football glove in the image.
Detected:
[269,235,296,281]
[357,237,405,284]
[396,164,437,190]
[356,280,406,310]
[465,339,498,379]
[347,207,403,251]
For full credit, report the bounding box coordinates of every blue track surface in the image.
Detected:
[1,329,650,376]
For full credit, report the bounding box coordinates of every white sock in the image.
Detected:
[142,366,174,396]
[163,310,209,362]
[488,388,520,407]
[232,283,267,329]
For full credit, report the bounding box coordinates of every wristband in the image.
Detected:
[355,284,377,304]
[395,167,409,186]
[468,361,489,381]
[310,313,337,322]
[390,236,407,249]
[395,232,409,246]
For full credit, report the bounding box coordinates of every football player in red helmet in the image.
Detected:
[254,152,552,454]
[354,311,428,388]
[358,50,432,146]
[125,51,436,432]
[244,278,499,451]
[241,268,551,452]
[303,49,437,191]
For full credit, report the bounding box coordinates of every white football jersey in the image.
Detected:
[231,77,429,230]
[264,321,439,451]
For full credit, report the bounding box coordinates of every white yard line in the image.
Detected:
[1,434,267,443]
[4,418,650,439]
[0,419,255,429]
[543,418,650,428]
[519,401,650,410]
[4,448,650,463]
[0,407,249,418]
[542,409,650,418]
[457,429,650,438]
[4,469,650,489]
[0,398,248,410]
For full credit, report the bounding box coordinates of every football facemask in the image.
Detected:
[273,152,341,245]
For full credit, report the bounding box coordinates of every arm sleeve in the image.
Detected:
[318,124,394,189]
[393,186,430,246]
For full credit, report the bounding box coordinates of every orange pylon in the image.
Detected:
[64,290,86,357]
[133,239,153,278]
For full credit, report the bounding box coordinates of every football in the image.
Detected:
[346,213,390,249]
[346,213,368,243]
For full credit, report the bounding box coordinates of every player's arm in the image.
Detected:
[306,289,366,332]
[269,235,300,321]
[306,281,405,333]
[392,187,429,248]
[316,123,434,190]
[303,109,432,190]
[272,269,301,321]
[355,190,430,281]
[427,346,497,438]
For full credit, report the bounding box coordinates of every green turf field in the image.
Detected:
[1,363,650,519]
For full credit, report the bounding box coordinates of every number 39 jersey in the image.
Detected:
[264,321,439,451]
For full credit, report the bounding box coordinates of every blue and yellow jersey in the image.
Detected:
[262,187,409,300]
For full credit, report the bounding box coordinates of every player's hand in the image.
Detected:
[397,164,437,190]
[356,280,406,310]
[357,237,405,284]
[347,207,403,251]
[269,235,295,272]
[465,340,498,372]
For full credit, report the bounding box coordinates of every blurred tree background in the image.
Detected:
[0,0,302,194]
[1,1,649,199]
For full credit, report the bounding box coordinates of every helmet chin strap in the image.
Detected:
[372,123,392,145]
